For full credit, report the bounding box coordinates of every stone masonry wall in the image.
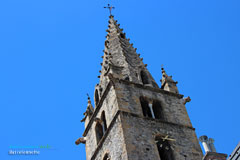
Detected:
[114,80,193,127]
[84,79,203,160]
[93,116,128,160]
[85,85,120,160]
[120,111,203,160]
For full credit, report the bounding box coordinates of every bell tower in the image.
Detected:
[76,14,203,160]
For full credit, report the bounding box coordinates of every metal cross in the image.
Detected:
[161,135,176,142]
[104,4,115,16]
[87,93,90,100]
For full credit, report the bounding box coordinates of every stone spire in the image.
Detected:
[95,15,159,105]
[81,95,94,127]
[77,14,205,160]
[160,66,179,94]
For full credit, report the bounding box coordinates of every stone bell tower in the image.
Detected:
[76,15,203,160]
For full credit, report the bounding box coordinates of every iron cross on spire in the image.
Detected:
[104,4,115,16]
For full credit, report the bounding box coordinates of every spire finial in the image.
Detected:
[160,66,179,94]
[80,93,94,123]
[161,64,167,76]
[104,4,115,16]
[87,93,91,103]
[87,93,90,99]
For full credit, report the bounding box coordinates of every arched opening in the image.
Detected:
[152,100,164,120]
[95,122,104,145]
[101,111,107,134]
[155,136,175,160]
[141,70,150,85]
[140,97,152,118]
[95,89,100,106]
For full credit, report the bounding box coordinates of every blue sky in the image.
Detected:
[0,0,239,159]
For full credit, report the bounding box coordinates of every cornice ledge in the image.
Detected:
[118,79,184,99]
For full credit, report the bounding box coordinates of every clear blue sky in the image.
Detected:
[0,0,239,159]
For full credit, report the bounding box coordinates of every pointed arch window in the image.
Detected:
[152,100,164,120]
[95,122,104,144]
[95,89,100,106]
[140,97,164,120]
[95,111,108,145]
[155,136,175,160]
[101,111,107,134]
[140,97,152,118]
[141,70,150,85]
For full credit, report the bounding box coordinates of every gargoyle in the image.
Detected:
[75,137,86,145]
[183,96,191,105]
